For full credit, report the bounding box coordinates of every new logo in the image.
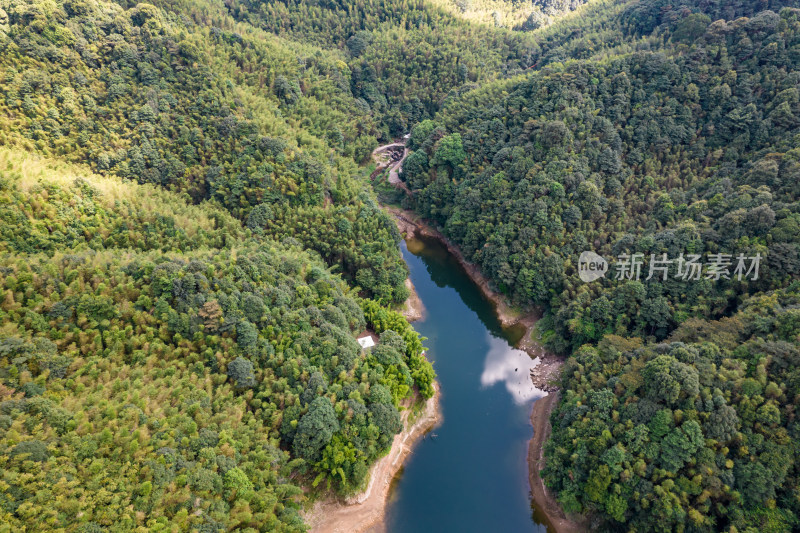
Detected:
[578,251,608,282]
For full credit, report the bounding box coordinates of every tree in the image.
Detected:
[275,75,301,104]
[199,300,223,332]
[293,397,339,461]
[705,403,739,442]
[431,134,466,175]
[246,204,273,231]
[408,119,439,151]
[643,356,681,404]
[301,372,328,406]
[660,421,703,471]
[401,150,429,190]
[236,321,259,357]
[223,467,253,499]
[671,13,711,43]
[369,403,402,440]
[227,357,256,389]
[346,31,372,57]
[10,440,48,462]
[638,297,672,334]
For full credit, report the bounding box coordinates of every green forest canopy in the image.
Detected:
[0,146,433,531]
[399,2,800,531]
[1,0,800,531]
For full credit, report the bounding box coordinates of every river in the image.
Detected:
[382,234,551,532]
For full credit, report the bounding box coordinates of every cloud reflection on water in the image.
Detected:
[480,333,545,405]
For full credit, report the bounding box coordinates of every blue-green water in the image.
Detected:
[383,236,550,533]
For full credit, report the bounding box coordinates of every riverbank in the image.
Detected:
[388,207,528,327]
[376,142,576,531]
[400,277,426,322]
[528,393,585,533]
[387,205,583,531]
[305,383,441,533]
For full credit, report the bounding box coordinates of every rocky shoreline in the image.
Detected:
[528,393,585,533]
[400,277,425,323]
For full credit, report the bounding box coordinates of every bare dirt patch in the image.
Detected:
[400,277,425,323]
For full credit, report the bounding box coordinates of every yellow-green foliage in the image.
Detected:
[429,0,594,30]
[0,151,434,531]
[0,0,411,304]
[0,147,244,253]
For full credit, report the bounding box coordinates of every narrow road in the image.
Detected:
[372,142,410,195]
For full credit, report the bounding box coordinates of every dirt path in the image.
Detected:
[372,143,424,324]
[386,147,408,188]
[528,393,585,533]
[305,384,441,533]
[371,143,410,194]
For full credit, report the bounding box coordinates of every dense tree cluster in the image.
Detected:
[0,150,433,531]
[224,0,542,136]
[404,7,800,352]
[0,0,410,304]
[398,3,800,529]
[544,285,800,531]
[2,0,800,529]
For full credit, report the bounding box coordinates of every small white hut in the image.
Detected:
[357,336,376,350]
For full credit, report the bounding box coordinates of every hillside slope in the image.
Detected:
[400,3,800,530]
[0,0,411,304]
[2,0,800,530]
[0,147,433,531]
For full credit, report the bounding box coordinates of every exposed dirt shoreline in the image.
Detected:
[305,384,441,533]
[388,207,527,327]
[400,277,425,323]
[319,142,577,533]
[528,393,586,533]
[386,206,563,392]
[305,149,431,533]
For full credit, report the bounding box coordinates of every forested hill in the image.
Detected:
[0,0,440,529]
[219,0,541,135]
[0,0,413,304]
[400,4,800,531]
[3,0,800,531]
[0,146,434,531]
[406,6,800,351]
[429,0,592,30]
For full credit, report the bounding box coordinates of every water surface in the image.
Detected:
[383,235,550,533]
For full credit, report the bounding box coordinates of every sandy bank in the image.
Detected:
[305,383,441,533]
[528,393,585,533]
[400,277,425,323]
